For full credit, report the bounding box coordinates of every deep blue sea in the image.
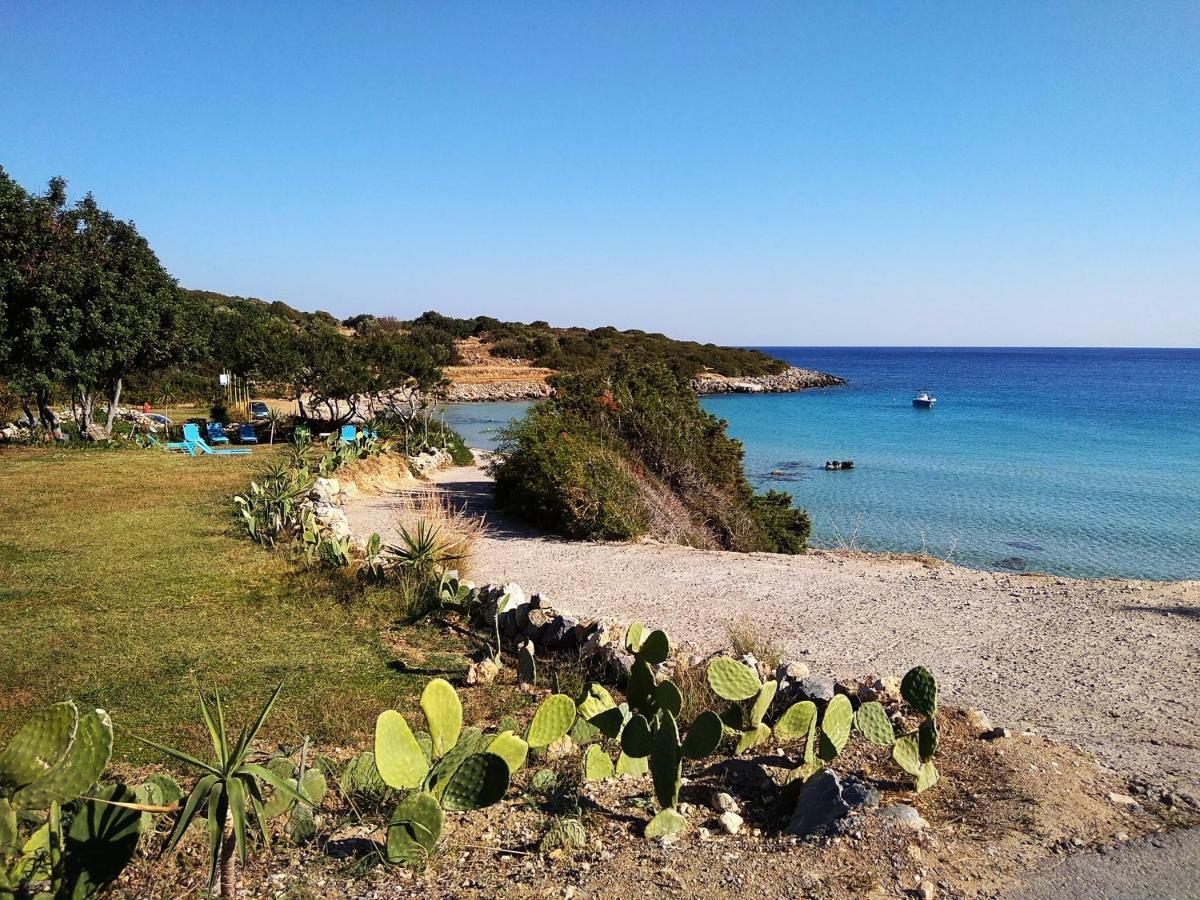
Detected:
[445,348,1200,580]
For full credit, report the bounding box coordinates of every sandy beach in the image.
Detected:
[344,462,1200,802]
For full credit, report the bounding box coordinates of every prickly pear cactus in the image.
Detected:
[916,761,939,793]
[735,723,771,755]
[854,701,896,747]
[487,731,529,774]
[644,807,687,839]
[527,695,577,749]
[375,710,430,789]
[540,817,586,853]
[901,666,938,717]
[441,753,510,811]
[749,680,778,727]
[891,734,922,776]
[427,727,487,797]
[576,683,616,721]
[620,714,653,759]
[681,711,723,760]
[649,711,683,810]
[615,751,649,777]
[588,704,629,740]
[421,679,463,758]
[706,657,761,702]
[918,717,939,760]
[774,701,817,742]
[584,745,614,781]
[626,660,657,715]
[387,791,443,868]
[0,703,115,811]
[625,621,646,653]
[636,630,670,666]
[655,681,683,719]
[517,641,536,685]
[818,694,853,761]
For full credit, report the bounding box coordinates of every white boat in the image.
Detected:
[912,390,936,408]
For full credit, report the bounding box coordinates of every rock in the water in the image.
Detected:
[878,803,928,831]
[784,769,849,837]
[798,675,836,703]
[717,811,743,835]
[711,792,739,815]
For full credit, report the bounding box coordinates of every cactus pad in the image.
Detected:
[749,680,778,727]
[620,714,653,758]
[421,678,463,758]
[625,621,646,652]
[735,723,771,755]
[901,666,938,717]
[13,707,112,809]
[681,710,723,760]
[637,630,670,666]
[487,731,529,774]
[300,768,327,805]
[918,717,939,760]
[540,817,587,852]
[576,683,616,721]
[644,808,687,839]
[706,658,761,701]
[589,705,628,740]
[374,710,429,789]
[0,702,77,795]
[774,701,817,742]
[817,695,853,762]
[527,694,577,749]
[854,701,896,747]
[63,782,142,898]
[427,727,486,796]
[615,751,649,777]
[650,710,682,810]
[387,791,443,867]
[891,734,923,776]
[441,752,510,811]
[627,660,657,715]
[584,744,614,781]
[915,761,939,793]
[656,681,683,719]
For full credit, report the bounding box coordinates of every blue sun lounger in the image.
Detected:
[206,421,230,444]
[183,423,251,455]
[239,423,258,444]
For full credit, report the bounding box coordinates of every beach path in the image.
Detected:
[345,462,1200,802]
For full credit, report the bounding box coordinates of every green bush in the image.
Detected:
[492,408,650,541]
[491,363,810,553]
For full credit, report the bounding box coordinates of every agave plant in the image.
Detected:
[263,408,287,446]
[387,521,468,577]
[234,463,314,546]
[138,684,307,899]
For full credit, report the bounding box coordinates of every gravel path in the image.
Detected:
[346,463,1200,801]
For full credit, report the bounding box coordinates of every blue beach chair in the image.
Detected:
[339,424,358,443]
[182,423,251,455]
[239,423,259,444]
[206,421,229,444]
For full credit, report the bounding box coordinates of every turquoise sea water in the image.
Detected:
[445,348,1200,580]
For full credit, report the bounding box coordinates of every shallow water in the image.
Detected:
[445,347,1200,580]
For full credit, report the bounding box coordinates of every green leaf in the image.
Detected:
[774,701,817,742]
[583,745,614,782]
[644,808,687,839]
[526,695,576,749]
[226,776,248,863]
[706,658,761,702]
[374,711,429,789]
[421,679,463,758]
[854,701,896,747]
[637,630,670,666]
[165,774,218,852]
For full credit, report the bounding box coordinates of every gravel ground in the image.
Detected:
[345,463,1200,801]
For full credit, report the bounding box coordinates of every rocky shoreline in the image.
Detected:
[442,366,845,403]
[691,366,846,394]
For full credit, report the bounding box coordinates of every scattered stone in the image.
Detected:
[776,660,811,681]
[785,769,849,837]
[917,879,937,900]
[465,657,500,686]
[842,778,881,809]
[544,734,576,761]
[1107,792,1141,808]
[965,708,993,733]
[798,675,836,703]
[711,792,740,815]
[717,812,743,836]
[878,804,928,832]
[981,726,1011,741]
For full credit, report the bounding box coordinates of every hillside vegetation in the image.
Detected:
[490,361,811,553]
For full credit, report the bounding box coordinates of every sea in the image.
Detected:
[444,347,1200,581]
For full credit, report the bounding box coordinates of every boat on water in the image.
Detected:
[912,390,937,408]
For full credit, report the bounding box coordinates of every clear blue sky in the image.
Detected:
[2,2,1197,346]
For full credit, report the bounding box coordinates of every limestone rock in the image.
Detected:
[711,792,739,815]
[878,803,928,832]
[785,769,849,837]
[717,811,743,836]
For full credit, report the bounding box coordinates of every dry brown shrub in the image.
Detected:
[726,617,783,674]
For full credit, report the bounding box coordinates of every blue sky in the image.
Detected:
[2,2,1197,346]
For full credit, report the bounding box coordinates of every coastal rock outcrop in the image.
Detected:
[444,380,553,402]
[691,367,846,395]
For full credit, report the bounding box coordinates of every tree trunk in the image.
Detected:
[104,377,123,434]
[35,388,64,440]
[219,814,238,898]
[74,389,94,432]
[20,396,36,429]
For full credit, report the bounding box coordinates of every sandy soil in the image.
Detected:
[345,463,1200,802]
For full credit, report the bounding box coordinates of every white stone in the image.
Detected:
[717,811,743,835]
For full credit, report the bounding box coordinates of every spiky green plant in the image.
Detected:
[581,628,722,838]
[138,684,307,898]
[263,407,286,446]
[359,532,388,583]
[387,521,468,577]
[0,702,147,898]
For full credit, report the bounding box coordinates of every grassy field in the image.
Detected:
[0,446,470,763]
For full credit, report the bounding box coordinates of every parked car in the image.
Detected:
[249,401,270,420]
[147,413,172,426]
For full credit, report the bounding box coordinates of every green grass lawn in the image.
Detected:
[0,446,467,762]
